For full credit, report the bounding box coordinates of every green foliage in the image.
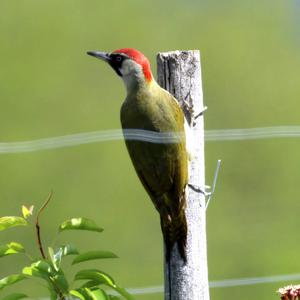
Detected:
[1,293,28,300]
[0,217,27,231]
[59,217,104,233]
[0,274,27,291]
[72,251,118,265]
[0,242,25,258]
[0,204,133,300]
[73,270,134,300]
[70,288,114,300]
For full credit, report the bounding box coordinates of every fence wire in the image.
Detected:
[1,126,300,154]
[3,126,300,296]
[35,273,300,299]
[125,273,300,295]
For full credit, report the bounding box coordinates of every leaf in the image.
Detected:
[21,205,34,219]
[49,245,79,271]
[23,260,69,293]
[51,272,69,294]
[1,293,28,300]
[111,286,134,300]
[58,244,79,256]
[0,274,27,290]
[74,270,134,299]
[72,251,118,265]
[86,288,109,300]
[48,247,58,271]
[74,269,115,287]
[70,288,93,300]
[70,289,86,300]
[0,217,27,231]
[74,269,134,300]
[22,260,54,281]
[0,242,25,258]
[80,280,103,289]
[59,217,103,233]
[48,285,58,300]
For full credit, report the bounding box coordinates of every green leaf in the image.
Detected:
[86,288,109,300]
[49,245,79,272]
[112,286,134,300]
[0,274,27,290]
[80,280,103,289]
[70,289,86,300]
[48,285,58,300]
[1,293,28,300]
[59,217,103,233]
[22,260,54,281]
[72,251,118,265]
[0,217,27,231]
[74,269,133,299]
[23,260,69,293]
[0,242,25,258]
[70,288,117,300]
[70,288,93,300]
[48,247,59,271]
[108,296,122,300]
[74,269,115,287]
[21,205,34,219]
[57,244,79,256]
[74,269,134,300]
[51,272,69,294]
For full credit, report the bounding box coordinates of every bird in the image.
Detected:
[87,48,189,262]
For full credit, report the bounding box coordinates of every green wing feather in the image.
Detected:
[120,85,188,261]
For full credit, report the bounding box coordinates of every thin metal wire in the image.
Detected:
[3,127,300,295]
[35,273,300,298]
[125,273,300,295]
[1,126,300,154]
[205,126,300,141]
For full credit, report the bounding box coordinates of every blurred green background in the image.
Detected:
[1,0,300,299]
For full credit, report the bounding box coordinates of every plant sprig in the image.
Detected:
[0,193,134,300]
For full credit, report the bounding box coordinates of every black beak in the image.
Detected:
[87,51,110,62]
[87,50,123,77]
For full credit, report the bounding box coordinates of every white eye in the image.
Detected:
[116,56,122,62]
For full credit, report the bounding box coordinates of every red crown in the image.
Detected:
[113,48,152,82]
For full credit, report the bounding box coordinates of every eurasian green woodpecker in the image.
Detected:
[87,48,189,262]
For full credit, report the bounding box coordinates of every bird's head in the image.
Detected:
[87,48,153,92]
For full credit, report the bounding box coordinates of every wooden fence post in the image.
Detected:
[157,50,210,300]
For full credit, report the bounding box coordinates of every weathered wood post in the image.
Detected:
[157,50,209,300]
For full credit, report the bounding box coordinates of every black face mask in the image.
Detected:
[108,54,128,77]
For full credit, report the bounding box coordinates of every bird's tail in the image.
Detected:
[161,207,187,263]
